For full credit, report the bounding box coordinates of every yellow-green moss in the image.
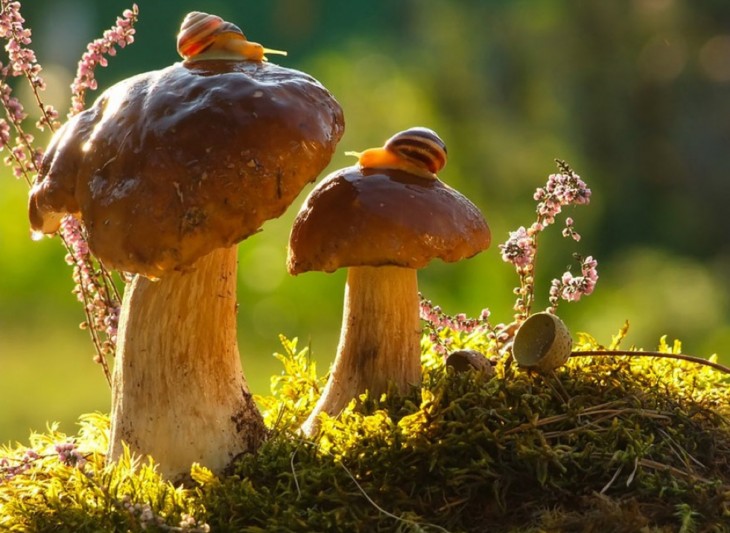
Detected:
[2,332,729,532]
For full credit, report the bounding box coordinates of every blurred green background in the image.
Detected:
[1,0,729,445]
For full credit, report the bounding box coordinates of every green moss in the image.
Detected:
[2,332,729,532]
[0,413,206,532]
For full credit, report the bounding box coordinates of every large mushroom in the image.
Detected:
[287,128,490,435]
[28,12,344,478]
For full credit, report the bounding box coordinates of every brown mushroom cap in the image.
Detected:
[29,60,344,277]
[287,166,491,274]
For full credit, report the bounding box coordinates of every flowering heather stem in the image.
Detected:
[548,254,598,313]
[59,217,116,386]
[499,160,595,322]
[0,1,58,131]
[69,4,138,116]
[419,294,492,356]
[0,2,139,385]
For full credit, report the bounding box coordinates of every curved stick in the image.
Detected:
[571,350,730,375]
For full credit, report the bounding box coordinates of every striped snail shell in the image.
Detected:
[348,127,447,180]
[177,12,242,60]
[384,127,447,175]
[176,11,287,62]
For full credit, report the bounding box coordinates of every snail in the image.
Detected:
[346,127,447,180]
[177,11,287,62]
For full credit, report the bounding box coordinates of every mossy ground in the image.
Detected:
[1,331,729,532]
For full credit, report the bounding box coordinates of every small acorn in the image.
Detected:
[445,349,495,377]
[512,312,572,372]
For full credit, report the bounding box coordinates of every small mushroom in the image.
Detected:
[512,312,572,372]
[287,128,490,435]
[28,12,344,478]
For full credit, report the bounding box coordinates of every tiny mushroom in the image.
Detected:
[287,127,490,435]
[28,12,344,479]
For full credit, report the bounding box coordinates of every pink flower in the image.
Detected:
[499,226,535,269]
[0,118,9,147]
[54,441,87,468]
[1,0,127,383]
[562,216,581,241]
[549,255,599,310]
[69,4,139,116]
[419,295,492,357]
[60,215,121,357]
[532,171,592,230]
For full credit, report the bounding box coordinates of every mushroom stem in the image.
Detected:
[108,246,265,479]
[302,265,421,435]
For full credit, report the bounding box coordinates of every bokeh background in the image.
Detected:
[1,0,729,445]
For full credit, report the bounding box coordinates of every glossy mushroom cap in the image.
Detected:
[287,166,491,274]
[29,60,344,278]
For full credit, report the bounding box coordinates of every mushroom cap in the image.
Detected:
[29,60,344,277]
[287,166,490,274]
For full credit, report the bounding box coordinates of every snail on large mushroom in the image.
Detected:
[29,11,344,479]
[176,11,287,62]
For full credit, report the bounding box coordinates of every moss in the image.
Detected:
[1,332,729,532]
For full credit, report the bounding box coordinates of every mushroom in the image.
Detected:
[28,12,344,478]
[287,127,490,435]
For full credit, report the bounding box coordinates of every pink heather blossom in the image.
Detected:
[121,495,170,529]
[0,1,57,179]
[0,118,9,147]
[54,441,86,468]
[0,448,40,480]
[0,82,27,123]
[60,215,121,364]
[562,216,581,241]
[419,295,492,357]
[499,226,535,269]
[419,296,490,334]
[502,163,596,320]
[69,4,139,116]
[0,2,45,90]
[549,255,599,311]
[61,215,90,260]
[532,171,592,230]
[1,1,127,382]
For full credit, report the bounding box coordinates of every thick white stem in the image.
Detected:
[108,246,264,479]
[302,265,421,435]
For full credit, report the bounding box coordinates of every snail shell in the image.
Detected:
[177,12,241,59]
[349,127,447,180]
[176,11,286,62]
[384,127,447,175]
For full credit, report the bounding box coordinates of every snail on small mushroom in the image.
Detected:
[288,127,490,435]
[346,127,447,180]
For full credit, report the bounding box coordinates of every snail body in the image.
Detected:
[177,11,286,62]
[348,127,447,180]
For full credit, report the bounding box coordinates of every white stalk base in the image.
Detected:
[302,266,422,435]
[108,246,264,479]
